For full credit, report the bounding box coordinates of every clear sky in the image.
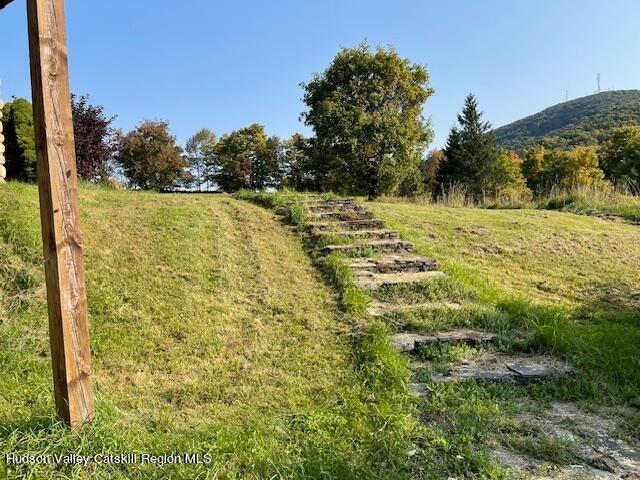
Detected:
[2,0,639,148]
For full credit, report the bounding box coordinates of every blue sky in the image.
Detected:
[2,0,639,148]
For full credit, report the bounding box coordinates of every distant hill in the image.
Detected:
[494,90,640,150]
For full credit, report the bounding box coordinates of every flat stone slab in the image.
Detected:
[311,211,374,221]
[368,300,461,317]
[306,203,363,213]
[391,329,497,352]
[392,333,432,352]
[305,219,386,232]
[355,270,445,290]
[427,353,573,385]
[303,198,355,206]
[321,240,414,256]
[332,229,399,240]
[350,254,438,274]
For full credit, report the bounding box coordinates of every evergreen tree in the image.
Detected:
[2,98,36,182]
[437,94,501,196]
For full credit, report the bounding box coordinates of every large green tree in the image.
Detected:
[437,94,526,197]
[600,125,640,189]
[302,43,433,199]
[114,120,191,191]
[2,98,37,182]
[207,124,281,192]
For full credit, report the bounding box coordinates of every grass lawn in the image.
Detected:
[368,200,640,477]
[0,183,411,480]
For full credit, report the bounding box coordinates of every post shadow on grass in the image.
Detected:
[0,412,62,437]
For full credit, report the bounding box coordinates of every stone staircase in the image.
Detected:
[303,196,573,389]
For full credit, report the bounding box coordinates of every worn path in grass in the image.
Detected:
[368,200,640,478]
[0,183,411,479]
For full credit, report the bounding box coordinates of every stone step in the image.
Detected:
[304,200,358,209]
[349,254,438,274]
[321,239,414,256]
[305,219,386,232]
[332,229,399,240]
[412,353,573,388]
[369,300,461,317]
[306,200,366,210]
[354,270,445,290]
[391,329,497,353]
[307,206,368,215]
[311,210,374,221]
[303,198,355,206]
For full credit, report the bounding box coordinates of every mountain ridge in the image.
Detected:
[493,89,640,150]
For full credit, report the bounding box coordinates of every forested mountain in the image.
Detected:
[494,90,640,149]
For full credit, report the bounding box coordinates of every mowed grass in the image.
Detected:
[369,201,640,401]
[363,201,640,478]
[0,183,412,480]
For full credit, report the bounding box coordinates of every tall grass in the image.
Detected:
[380,182,640,222]
[541,183,640,222]
[318,253,371,317]
[288,202,306,231]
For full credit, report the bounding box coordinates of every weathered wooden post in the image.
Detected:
[0,82,5,183]
[1,0,95,429]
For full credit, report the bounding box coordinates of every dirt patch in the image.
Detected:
[493,403,640,479]
[154,264,194,281]
[428,352,573,384]
[457,225,491,236]
[490,447,621,479]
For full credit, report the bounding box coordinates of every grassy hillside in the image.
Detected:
[3,184,639,478]
[367,201,640,476]
[0,184,412,479]
[370,201,640,400]
[494,89,640,149]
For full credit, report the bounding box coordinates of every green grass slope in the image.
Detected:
[370,201,640,401]
[368,201,640,477]
[494,89,640,149]
[0,184,412,480]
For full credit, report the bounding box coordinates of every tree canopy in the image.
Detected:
[302,43,433,199]
[600,125,640,189]
[114,120,190,191]
[186,128,217,191]
[522,145,606,194]
[71,94,117,181]
[206,124,281,192]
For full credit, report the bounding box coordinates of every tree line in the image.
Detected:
[429,94,640,200]
[3,42,639,197]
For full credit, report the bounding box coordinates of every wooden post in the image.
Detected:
[26,0,95,428]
